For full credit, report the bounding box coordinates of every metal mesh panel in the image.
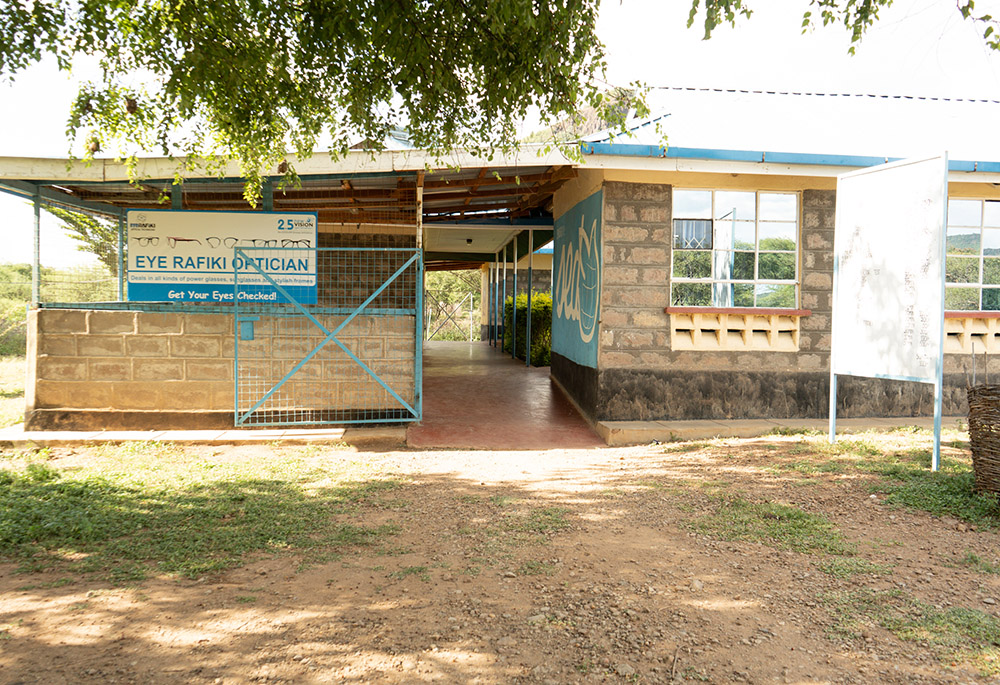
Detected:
[235,246,421,426]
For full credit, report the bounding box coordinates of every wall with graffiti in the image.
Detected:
[552,189,603,368]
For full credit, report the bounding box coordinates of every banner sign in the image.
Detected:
[126,210,318,303]
[829,154,947,471]
[552,190,602,368]
[831,156,947,383]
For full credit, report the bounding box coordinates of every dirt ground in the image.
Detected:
[2,435,1000,684]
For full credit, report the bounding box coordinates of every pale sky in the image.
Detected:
[2,0,1000,267]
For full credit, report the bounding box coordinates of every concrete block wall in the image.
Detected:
[26,308,415,429]
[28,310,234,422]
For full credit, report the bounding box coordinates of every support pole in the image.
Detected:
[117,215,125,301]
[32,191,40,304]
[933,376,943,471]
[493,253,499,346]
[526,230,533,367]
[512,237,518,360]
[415,178,424,421]
[828,374,837,444]
[501,244,507,351]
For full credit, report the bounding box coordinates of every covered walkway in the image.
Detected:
[406,341,604,450]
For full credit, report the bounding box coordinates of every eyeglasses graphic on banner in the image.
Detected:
[242,239,278,248]
[167,236,202,248]
[281,239,311,248]
[205,236,239,248]
[132,236,159,246]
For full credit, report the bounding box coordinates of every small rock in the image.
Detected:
[615,663,635,677]
[690,579,704,592]
[497,637,515,647]
[984,597,997,605]
[503,571,516,578]
[527,614,546,623]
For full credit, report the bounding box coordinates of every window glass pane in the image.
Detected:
[984,229,1000,255]
[673,190,712,219]
[945,286,979,310]
[946,226,980,255]
[672,250,711,278]
[984,288,1000,310]
[711,251,754,281]
[949,199,982,227]
[946,255,980,283]
[733,251,754,280]
[985,201,1000,228]
[672,283,711,306]
[733,283,754,307]
[673,219,712,249]
[732,222,756,250]
[759,222,796,249]
[759,193,797,221]
[755,284,796,308]
[985,258,1000,285]
[758,252,796,280]
[715,191,755,221]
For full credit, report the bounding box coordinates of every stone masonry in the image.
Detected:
[584,182,966,421]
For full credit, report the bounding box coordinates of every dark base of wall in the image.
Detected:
[596,369,968,421]
[551,352,599,420]
[25,410,237,431]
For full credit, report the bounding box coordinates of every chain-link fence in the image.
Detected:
[425,270,481,341]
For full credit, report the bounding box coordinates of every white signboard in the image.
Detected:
[127,210,318,303]
[831,156,947,383]
[829,154,948,470]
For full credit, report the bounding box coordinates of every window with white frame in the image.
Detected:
[945,198,1000,311]
[670,189,799,308]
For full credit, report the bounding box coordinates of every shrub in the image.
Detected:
[0,299,27,356]
[502,292,551,367]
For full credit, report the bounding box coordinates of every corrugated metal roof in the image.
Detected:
[586,87,1000,162]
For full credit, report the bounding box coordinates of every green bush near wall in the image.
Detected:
[502,292,552,367]
[0,300,27,357]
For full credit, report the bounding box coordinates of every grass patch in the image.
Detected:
[767,426,822,437]
[389,565,430,581]
[824,588,1000,675]
[0,356,24,427]
[662,441,710,454]
[518,559,557,576]
[768,433,1000,529]
[690,496,854,555]
[771,459,848,475]
[818,557,893,578]
[957,551,1000,575]
[0,449,403,582]
[519,507,570,533]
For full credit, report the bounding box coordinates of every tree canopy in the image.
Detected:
[2,1,994,204]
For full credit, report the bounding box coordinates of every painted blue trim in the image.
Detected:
[511,238,518,360]
[415,250,424,421]
[242,416,415,427]
[580,141,1000,173]
[117,217,125,300]
[430,217,554,228]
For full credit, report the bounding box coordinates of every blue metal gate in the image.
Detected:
[234,246,422,426]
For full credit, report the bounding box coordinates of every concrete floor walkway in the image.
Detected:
[406,341,605,450]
